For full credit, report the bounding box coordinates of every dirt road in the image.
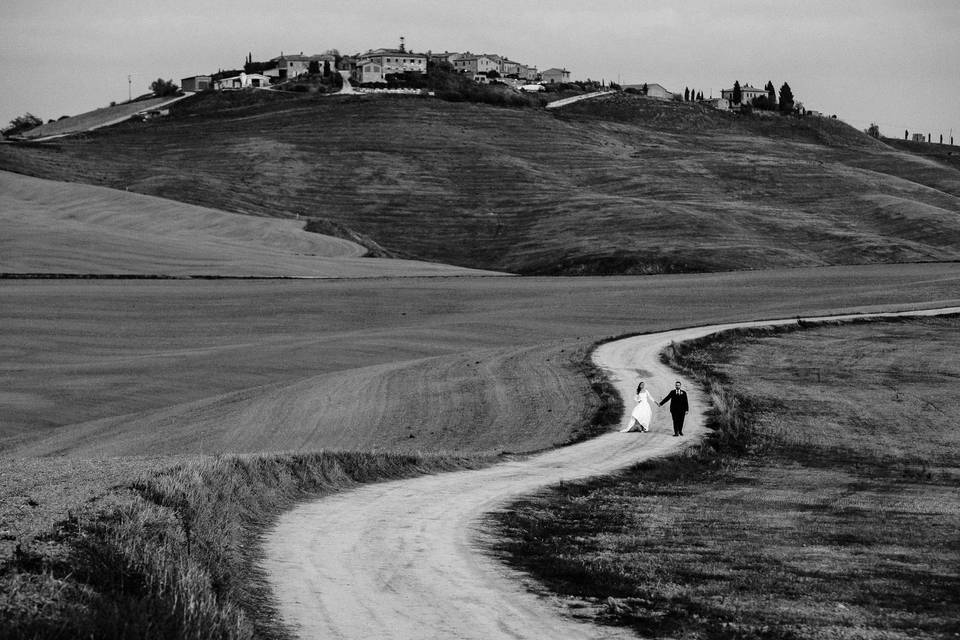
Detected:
[263,307,959,639]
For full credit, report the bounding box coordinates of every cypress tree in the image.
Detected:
[778,82,794,112]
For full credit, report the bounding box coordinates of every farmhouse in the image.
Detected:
[355,48,427,83]
[181,75,212,92]
[452,53,501,81]
[429,51,462,64]
[518,64,538,81]
[720,84,767,105]
[497,57,521,77]
[541,68,571,84]
[265,54,312,80]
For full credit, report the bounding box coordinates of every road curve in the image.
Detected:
[262,307,960,640]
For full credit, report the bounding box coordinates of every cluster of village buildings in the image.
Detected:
[181,42,571,92]
[178,41,790,116]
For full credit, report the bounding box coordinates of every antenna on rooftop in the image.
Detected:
[400,35,406,52]
[128,75,131,101]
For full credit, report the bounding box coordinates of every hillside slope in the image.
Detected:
[1,92,958,275]
[0,170,500,277]
[15,95,189,140]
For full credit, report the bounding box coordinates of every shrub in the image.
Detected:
[150,78,180,97]
[3,113,43,136]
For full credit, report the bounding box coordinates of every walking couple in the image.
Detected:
[620,380,689,436]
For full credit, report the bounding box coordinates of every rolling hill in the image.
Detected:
[0,169,499,277]
[1,91,958,275]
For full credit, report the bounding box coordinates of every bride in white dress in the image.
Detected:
[620,380,653,432]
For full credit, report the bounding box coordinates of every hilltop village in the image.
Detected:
[176,40,798,115]
[179,40,568,93]
[6,38,957,146]
[3,36,833,141]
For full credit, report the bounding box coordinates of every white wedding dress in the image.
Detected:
[621,389,652,432]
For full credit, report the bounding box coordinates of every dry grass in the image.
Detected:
[0,450,495,639]
[1,93,958,275]
[488,316,960,639]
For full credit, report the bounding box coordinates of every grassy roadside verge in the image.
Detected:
[0,340,619,639]
[0,451,494,639]
[488,316,960,639]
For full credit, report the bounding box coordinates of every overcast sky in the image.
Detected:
[2,0,958,140]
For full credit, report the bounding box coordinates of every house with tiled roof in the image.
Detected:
[518,64,538,81]
[497,58,522,77]
[721,84,767,105]
[354,47,427,84]
[429,51,462,64]
[452,53,501,81]
[541,68,571,84]
[266,53,312,80]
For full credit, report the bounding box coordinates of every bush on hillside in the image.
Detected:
[150,78,180,97]
[385,71,429,90]
[3,113,43,137]
[750,95,777,111]
[419,60,544,108]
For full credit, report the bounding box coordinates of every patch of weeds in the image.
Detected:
[1,450,495,640]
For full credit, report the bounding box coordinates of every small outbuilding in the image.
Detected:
[623,83,675,100]
[702,97,729,110]
[181,76,212,92]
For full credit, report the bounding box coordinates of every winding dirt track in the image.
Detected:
[263,307,960,640]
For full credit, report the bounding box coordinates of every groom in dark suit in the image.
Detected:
[659,381,689,436]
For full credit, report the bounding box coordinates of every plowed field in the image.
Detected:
[3,264,958,457]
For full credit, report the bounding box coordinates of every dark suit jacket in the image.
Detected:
[659,389,689,414]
